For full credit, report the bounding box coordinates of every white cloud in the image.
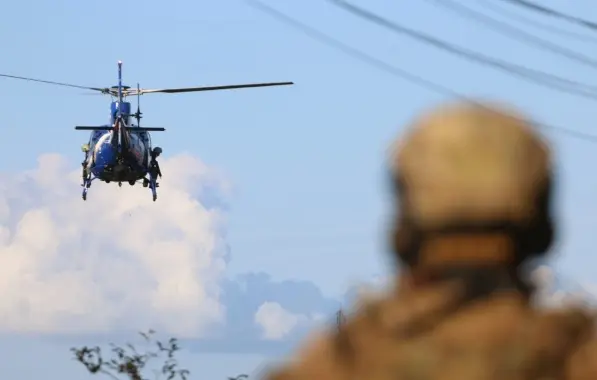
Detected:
[0,153,231,338]
[530,265,597,308]
[254,302,307,340]
[353,274,389,297]
[310,312,326,322]
[530,265,555,290]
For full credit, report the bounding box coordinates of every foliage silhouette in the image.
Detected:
[71,330,190,380]
[227,375,249,380]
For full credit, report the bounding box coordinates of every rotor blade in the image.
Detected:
[130,127,165,131]
[75,126,166,131]
[135,81,294,95]
[75,126,112,130]
[0,73,109,93]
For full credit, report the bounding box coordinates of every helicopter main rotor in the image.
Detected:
[0,72,294,98]
[0,66,293,130]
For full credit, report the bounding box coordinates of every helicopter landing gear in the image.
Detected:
[129,180,135,186]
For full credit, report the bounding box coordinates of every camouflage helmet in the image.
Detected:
[390,100,552,230]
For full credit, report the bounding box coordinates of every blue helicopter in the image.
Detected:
[0,61,293,201]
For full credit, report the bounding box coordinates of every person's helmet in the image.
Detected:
[390,100,552,230]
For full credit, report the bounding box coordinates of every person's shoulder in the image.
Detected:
[261,280,466,380]
[555,306,597,380]
[518,304,596,380]
[565,336,597,380]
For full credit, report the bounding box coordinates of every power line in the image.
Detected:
[423,0,597,69]
[328,0,597,100]
[495,0,597,32]
[244,0,597,143]
[475,0,597,44]
[245,0,463,97]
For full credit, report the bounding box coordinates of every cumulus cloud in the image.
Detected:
[342,274,389,306]
[0,153,345,354]
[186,273,340,354]
[254,302,308,340]
[530,265,597,308]
[0,153,231,338]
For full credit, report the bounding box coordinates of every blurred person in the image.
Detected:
[262,100,597,380]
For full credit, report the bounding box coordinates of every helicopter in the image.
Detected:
[0,61,294,201]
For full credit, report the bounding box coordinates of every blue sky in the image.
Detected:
[1,0,597,378]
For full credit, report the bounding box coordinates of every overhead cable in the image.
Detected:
[475,0,597,44]
[495,0,597,32]
[327,0,597,100]
[423,0,597,68]
[244,0,597,143]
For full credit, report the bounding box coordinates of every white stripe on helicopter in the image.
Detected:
[93,132,112,161]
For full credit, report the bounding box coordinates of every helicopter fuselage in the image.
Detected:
[88,129,149,182]
[83,100,153,183]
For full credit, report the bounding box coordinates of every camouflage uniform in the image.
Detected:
[262,101,597,380]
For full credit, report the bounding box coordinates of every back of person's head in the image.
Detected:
[388,100,554,276]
